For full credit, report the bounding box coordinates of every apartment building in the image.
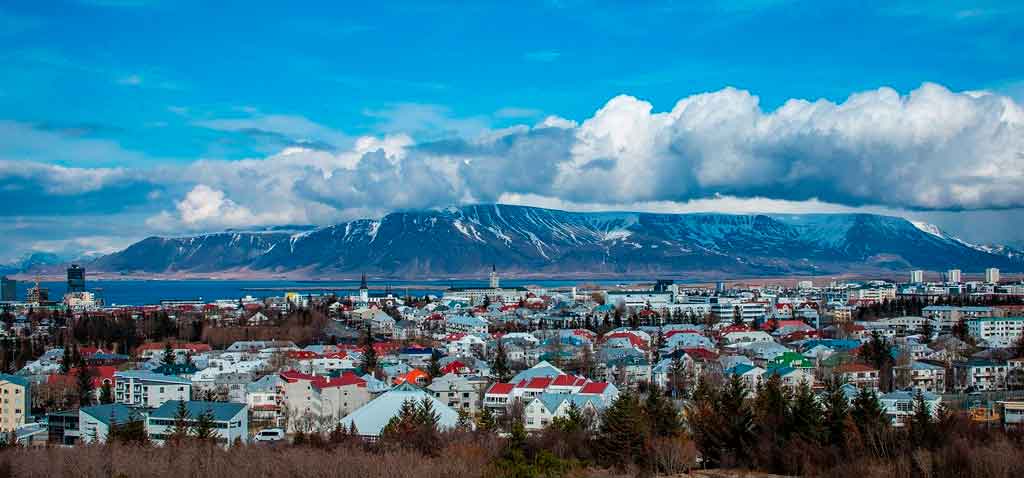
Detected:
[114,370,191,408]
[0,374,30,433]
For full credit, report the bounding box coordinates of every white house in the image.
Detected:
[879,391,941,427]
[114,370,191,408]
[147,400,248,447]
[78,403,134,444]
[522,393,603,431]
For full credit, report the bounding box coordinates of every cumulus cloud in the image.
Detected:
[553,83,1024,210]
[6,82,1024,240]
[135,82,1024,232]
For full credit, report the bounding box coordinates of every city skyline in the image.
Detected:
[2,1,1024,263]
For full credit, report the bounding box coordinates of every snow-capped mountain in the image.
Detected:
[89,204,1024,277]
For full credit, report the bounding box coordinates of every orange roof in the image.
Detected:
[394,368,429,385]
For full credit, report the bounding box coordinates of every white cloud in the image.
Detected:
[8,82,1024,254]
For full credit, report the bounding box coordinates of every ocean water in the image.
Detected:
[13,278,649,306]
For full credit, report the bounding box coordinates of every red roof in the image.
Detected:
[551,374,585,387]
[280,370,366,389]
[441,361,467,374]
[48,366,116,389]
[578,382,610,394]
[521,377,553,390]
[487,383,515,395]
[720,325,750,334]
[314,372,366,389]
[280,370,319,383]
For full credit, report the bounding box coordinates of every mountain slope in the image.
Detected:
[89,204,1024,277]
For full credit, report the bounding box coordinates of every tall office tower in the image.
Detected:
[27,281,48,304]
[910,270,924,284]
[985,268,1000,284]
[947,269,961,284]
[0,276,15,301]
[67,264,85,293]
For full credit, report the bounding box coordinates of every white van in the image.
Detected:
[254,428,285,442]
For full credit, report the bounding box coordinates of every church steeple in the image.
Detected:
[489,264,500,289]
[359,273,369,303]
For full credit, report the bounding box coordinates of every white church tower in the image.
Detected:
[359,273,369,303]
[489,264,500,289]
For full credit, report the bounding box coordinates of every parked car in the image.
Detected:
[254,428,285,442]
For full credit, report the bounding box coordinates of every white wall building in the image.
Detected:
[114,371,191,408]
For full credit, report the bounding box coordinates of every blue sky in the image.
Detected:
[1,0,1023,261]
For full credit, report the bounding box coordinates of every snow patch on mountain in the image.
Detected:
[910,221,947,239]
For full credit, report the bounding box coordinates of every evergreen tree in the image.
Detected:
[60,345,72,375]
[328,422,348,444]
[788,381,823,443]
[643,383,681,437]
[478,406,497,433]
[109,411,149,445]
[359,324,378,374]
[718,375,755,467]
[822,378,850,449]
[493,339,512,382]
[753,374,791,443]
[416,397,440,430]
[908,389,935,449]
[168,400,192,444]
[669,355,688,399]
[192,407,217,441]
[99,381,113,404]
[427,349,442,381]
[594,392,647,469]
[76,363,95,407]
[160,342,176,368]
[456,408,473,431]
[850,387,886,437]
[551,401,588,434]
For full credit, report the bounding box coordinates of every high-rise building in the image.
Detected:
[910,270,924,284]
[27,282,49,304]
[985,268,1000,284]
[946,269,961,284]
[67,264,86,293]
[0,276,15,301]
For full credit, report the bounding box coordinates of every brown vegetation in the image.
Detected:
[0,440,495,478]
